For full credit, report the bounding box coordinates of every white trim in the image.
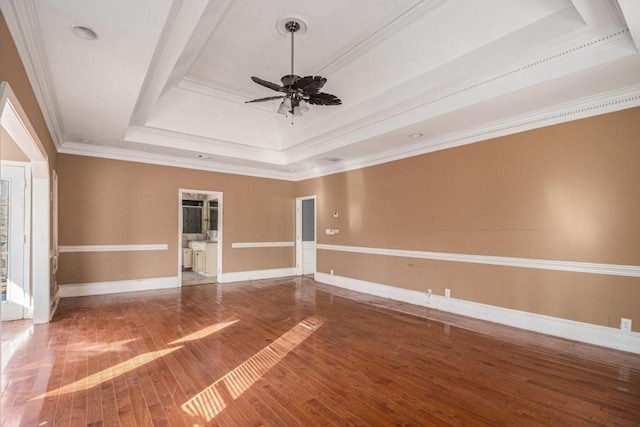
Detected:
[58,142,295,181]
[231,241,294,249]
[315,272,640,354]
[317,244,640,278]
[0,83,51,324]
[59,276,179,298]
[58,244,168,253]
[219,268,295,283]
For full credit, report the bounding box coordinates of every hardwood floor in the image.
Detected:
[2,277,639,426]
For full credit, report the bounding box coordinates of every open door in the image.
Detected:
[296,196,316,276]
[1,164,28,321]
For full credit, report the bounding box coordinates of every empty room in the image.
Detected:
[1,0,639,425]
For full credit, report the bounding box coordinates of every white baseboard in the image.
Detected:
[315,272,640,354]
[219,267,296,283]
[59,276,179,298]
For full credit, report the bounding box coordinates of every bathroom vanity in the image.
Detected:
[188,241,218,278]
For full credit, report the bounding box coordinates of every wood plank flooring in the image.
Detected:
[2,277,639,426]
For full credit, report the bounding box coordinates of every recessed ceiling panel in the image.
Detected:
[188,0,422,96]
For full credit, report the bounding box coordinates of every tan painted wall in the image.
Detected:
[57,154,295,284]
[297,108,640,330]
[1,127,29,161]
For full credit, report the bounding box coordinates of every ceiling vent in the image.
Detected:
[321,156,344,163]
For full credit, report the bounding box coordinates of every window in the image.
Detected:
[183,200,203,233]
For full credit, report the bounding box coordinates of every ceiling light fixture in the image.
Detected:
[70,25,98,41]
[409,133,424,138]
[245,17,341,122]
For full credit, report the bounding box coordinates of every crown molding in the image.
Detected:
[282,25,634,162]
[295,84,640,180]
[125,125,286,165]
[0,0,65,147]
[58,83,640,182]
[58,142,296,181]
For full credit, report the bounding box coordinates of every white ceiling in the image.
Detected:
[2,0,640,180]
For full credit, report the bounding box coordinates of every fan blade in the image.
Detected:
[292,75,327,94]
[251,76,286,92]
[245,96,285,104]
[307,92,342,106]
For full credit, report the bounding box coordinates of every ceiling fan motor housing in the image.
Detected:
[281,74,301,87]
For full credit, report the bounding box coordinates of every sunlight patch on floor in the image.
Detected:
[169,320,237,345]
[31,346,183,399]
[181,316,326,424]
[66,338,138,355]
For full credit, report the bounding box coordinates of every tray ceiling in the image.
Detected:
[2,0,640,180]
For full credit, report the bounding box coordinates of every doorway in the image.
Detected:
[296,195,316,276]
[0,83,50,324]
[0,163,29,321]
[178,189,223,286]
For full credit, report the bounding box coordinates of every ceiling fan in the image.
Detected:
[245,19,342,117]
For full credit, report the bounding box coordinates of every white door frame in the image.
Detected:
[295,195,316,276]
[0,83,50,324]
[1,162,31,320]
[178,189,223,285]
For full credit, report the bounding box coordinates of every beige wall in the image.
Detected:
[297,108,640,330]
[57,155,295,284]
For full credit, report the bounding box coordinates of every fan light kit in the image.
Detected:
[246,17,341,121]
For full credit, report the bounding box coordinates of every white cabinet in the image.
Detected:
[193,250,206,272]
[205,243,218,277]
[182,248,193,269]
[187,241,218,278]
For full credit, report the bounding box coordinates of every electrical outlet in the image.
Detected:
[621,318,632,332]
[330,269,334,275]
[427,289,432,294]
[444,288,451,298]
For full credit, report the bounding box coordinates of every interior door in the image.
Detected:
[301,198,316,275]
[1,165,27,321]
